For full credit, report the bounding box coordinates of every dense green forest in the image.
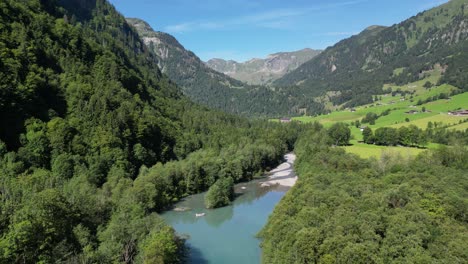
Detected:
[274,0,468,109]
[259,123,468,263]
[1,0,467,263]
[0,0,306,262]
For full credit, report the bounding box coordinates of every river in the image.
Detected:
[161,154,296,264]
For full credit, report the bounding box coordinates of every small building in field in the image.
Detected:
[360,126,368,132]
[405,110,418,114]
[448,110,468,116]
[280,117,292,123]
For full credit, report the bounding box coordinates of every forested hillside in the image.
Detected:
[260,124,468,263]
[126,18,248,111]
[127,18,325,117]
[275,0,468,108]
[0,0,304,262]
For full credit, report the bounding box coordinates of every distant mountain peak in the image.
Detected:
[205,48,322,85]
[363,25,387,32]
[126,17,155,33]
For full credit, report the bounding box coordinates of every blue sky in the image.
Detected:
[109,0,449,62]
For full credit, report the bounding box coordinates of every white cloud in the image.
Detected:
[163,0,369,33]
[163,8,304,33]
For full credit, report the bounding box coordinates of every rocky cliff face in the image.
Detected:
[206,48,321,85]
[126,18,201,74]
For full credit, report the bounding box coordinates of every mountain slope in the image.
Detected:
[127,18,325,117]
[206,48,321,85]
[126,18,246,108]
[0,0,187,262]
[274,0,468,108]
[0,1,300,263]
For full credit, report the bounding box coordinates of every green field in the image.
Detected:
[343,143,426,159]
[288,74,468,158]
[449,122,468,131]
[389,114,466,129]
[294,89,468,131]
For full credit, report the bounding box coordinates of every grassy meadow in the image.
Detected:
[290,74,468,158]
[343,142,426,159]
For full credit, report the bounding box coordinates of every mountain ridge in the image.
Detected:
[128,0,468,116]
[126,18,250,109]
[127,17,326,117]
[205,48,321,85]
[273,0,468,108]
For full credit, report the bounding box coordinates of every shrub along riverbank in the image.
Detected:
[204,177,235,209]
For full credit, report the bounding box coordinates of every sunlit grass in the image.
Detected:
[343,142,426,159]
[293,91,468,130]
[389,114,466,129]
[449,122,468,131]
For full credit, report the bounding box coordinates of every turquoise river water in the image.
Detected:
[161,179,291,263]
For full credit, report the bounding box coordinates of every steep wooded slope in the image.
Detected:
[275,0,468,108]
[0,0,302,262]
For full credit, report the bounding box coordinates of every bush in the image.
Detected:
[362,112,378,124]
[423,81,433,88]
[362,127,374,144]
[327,123,351,146]
[204,177,235,209]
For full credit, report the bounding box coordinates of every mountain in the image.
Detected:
[206,48,321,85]
[127,18,325,117]
[0,0,297,262]
[274,0,468,108]
[126,18,252,112]
[126,18,245,90]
